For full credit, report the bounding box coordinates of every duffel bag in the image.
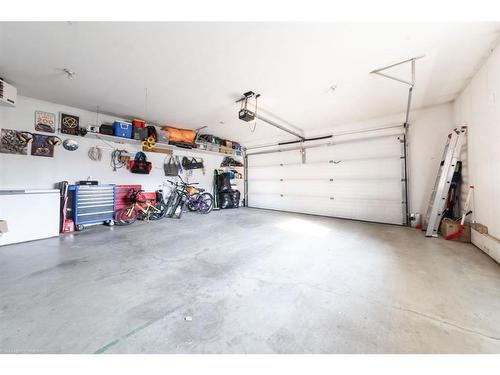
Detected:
[163,126,197,144]
[182,157,204,170]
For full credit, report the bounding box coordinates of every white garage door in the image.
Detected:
[247,133,406,225]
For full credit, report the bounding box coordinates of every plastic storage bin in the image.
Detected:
[132,119,146,128]
[114,121,133,138]
[133,127,148,140]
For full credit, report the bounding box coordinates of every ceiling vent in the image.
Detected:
[0,79,17,107]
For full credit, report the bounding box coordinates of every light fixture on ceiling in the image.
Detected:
[63,68,76,80]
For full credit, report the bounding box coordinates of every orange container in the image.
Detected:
[162,126,196,143]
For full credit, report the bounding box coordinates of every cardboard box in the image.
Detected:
[440,218,471,243]
[471,223,488,235]
[0,220,8,235]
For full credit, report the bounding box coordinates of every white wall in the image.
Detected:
[0,96,229,195]
[453,44,500,239]
[406,104,455,217]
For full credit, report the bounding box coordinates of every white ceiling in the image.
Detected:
[1,22,499,145]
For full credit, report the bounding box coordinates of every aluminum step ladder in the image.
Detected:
[424,126,467,237]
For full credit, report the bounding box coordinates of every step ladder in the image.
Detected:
[425,126,467,237]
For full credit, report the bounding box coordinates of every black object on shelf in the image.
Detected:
[77,180,99,186]
[99,124,114,136]
[221,156,243,167]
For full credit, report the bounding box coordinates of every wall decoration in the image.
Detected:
[35,111,56,133]
[62,139,79,151]
[31,133,55,158]
[0,128,29,155]
[60,112,79,135]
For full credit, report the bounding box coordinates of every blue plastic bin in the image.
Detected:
[113,121,133,138]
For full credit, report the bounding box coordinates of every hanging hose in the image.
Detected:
[110,149,128,171]
[88,146,102,161]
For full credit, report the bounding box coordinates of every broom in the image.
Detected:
[446,185,474,240]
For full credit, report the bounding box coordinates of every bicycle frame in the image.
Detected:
[124,191,162,220]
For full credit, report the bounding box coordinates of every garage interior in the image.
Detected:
[1,22,500,354]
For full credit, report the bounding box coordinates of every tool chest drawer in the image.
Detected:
[68,185,116,227]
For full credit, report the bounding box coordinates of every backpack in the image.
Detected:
[129,152,152,174]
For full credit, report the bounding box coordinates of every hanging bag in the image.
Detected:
[182,156,204,170]
[164,156,179,176]
[190,157,204,169]
[130,151,152,174]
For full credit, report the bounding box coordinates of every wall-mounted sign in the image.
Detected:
[31,133,55,158]
[0,128,29,155]
[35,111,56,133]
[60,112,79,135]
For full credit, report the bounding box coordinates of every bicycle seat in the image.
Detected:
[197,188,205,192]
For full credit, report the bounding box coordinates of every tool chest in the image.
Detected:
[68,184,116,230]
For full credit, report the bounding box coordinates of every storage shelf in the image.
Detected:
[83,132,143,146]
[80,132,244,158]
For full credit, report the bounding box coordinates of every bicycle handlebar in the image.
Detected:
[167,180,199,186]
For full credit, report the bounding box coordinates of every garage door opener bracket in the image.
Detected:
[371,55,424,225]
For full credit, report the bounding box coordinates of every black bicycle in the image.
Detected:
[165,176,214,218]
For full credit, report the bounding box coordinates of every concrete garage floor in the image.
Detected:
[1,208,500,354]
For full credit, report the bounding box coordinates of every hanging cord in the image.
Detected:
[88,146,102,161]
[249,94,258,132]
[110,149,128,171]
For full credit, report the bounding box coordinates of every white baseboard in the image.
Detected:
[472,228,500,264]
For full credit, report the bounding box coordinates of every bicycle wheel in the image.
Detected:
[116,206,138,225]
[172,194,187,219]
[187,194,200,211]
[165,192,178,217]
[150,202,167,220]
[198,192,214,214]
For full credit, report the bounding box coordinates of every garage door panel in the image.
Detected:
[305,136,402,162]
[328,198,402,224]
[247,149,301,167]
[248,180,283,195]
[249,158,401,180]
[282,159,400,179]
[249,193,402,224]
[248,179,401,201]
[247,132,405,225]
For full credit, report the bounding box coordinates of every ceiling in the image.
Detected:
[1,22,499,145]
